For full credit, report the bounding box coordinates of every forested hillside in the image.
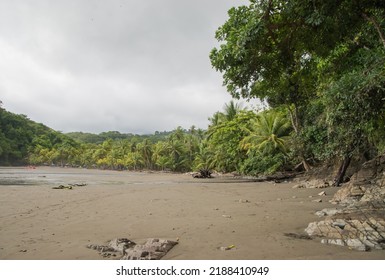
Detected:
[0,102,77,166]
[0,100,293,174]
[65,130,172,144]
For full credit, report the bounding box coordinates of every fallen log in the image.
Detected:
[250,173,298,183]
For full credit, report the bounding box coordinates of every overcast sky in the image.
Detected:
[0,0,256,134]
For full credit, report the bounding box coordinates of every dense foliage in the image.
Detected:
[0,104,78,166]
[0,100,290,174]
[210,0,385,184]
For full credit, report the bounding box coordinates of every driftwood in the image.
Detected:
[192,169,212,179]
[52,185,73,190]
[52,182,87,190]
[250,173,298,183]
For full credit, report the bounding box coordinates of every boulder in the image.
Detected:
[306,153,385,251]
[305,210,385,251]
[122,238,178,260]
[87,238,178,260]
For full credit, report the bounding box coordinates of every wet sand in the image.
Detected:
[0,167,384,260]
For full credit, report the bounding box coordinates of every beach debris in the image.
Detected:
[69,183,87,187]
[250,173,296,183]
[312,199,323,203]
[192,169,212,178]
[238,199,250,203]
[52,185,73,190]
[88,238,178,260]
[219,245,236,251]
[222,215,232,219]
[318,191,327,196]
[52,182,87,190]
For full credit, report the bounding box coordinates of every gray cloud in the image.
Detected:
[0,0,251,134]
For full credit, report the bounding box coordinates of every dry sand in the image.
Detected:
[0,167,384,260]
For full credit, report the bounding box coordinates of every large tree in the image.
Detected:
[211,0,385,183]
[210,0,318,170]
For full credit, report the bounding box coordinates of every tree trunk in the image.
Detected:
[301,157,311,171]
[287,105,311,171]
[333,155,352,186]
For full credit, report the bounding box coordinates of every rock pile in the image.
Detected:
[87,238,178,260]
[292,179,332,189]
[305,154,385,251]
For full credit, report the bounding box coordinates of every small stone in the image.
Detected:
[312,199,322,203]
[315,208,340,217]
[318,191,327,196]
[219,245,235,251]
[332,221,346,229]
[222,215,232,218]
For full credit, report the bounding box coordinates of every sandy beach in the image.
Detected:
[0,167,384,260]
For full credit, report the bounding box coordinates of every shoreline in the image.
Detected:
[0,167,384,260]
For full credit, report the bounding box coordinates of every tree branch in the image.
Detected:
[362,13,385,49]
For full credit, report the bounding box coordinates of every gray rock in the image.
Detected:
[315,208,341,217]
[122,238,178,260]
[332,220,346,229]
[87,238,178,260]
[306,153,385,251]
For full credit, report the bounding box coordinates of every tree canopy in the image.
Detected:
[210,0,385,183]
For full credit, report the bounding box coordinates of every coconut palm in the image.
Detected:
[241,110,292,155]
[223,100,243,121]
[137,139,153,169]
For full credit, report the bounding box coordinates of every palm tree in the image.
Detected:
[241,110,292,155]
[193,141,214,171]
[165,137,189,171]
[137,139,153,169]
[208,111,224,127]
[223,100,243,121]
